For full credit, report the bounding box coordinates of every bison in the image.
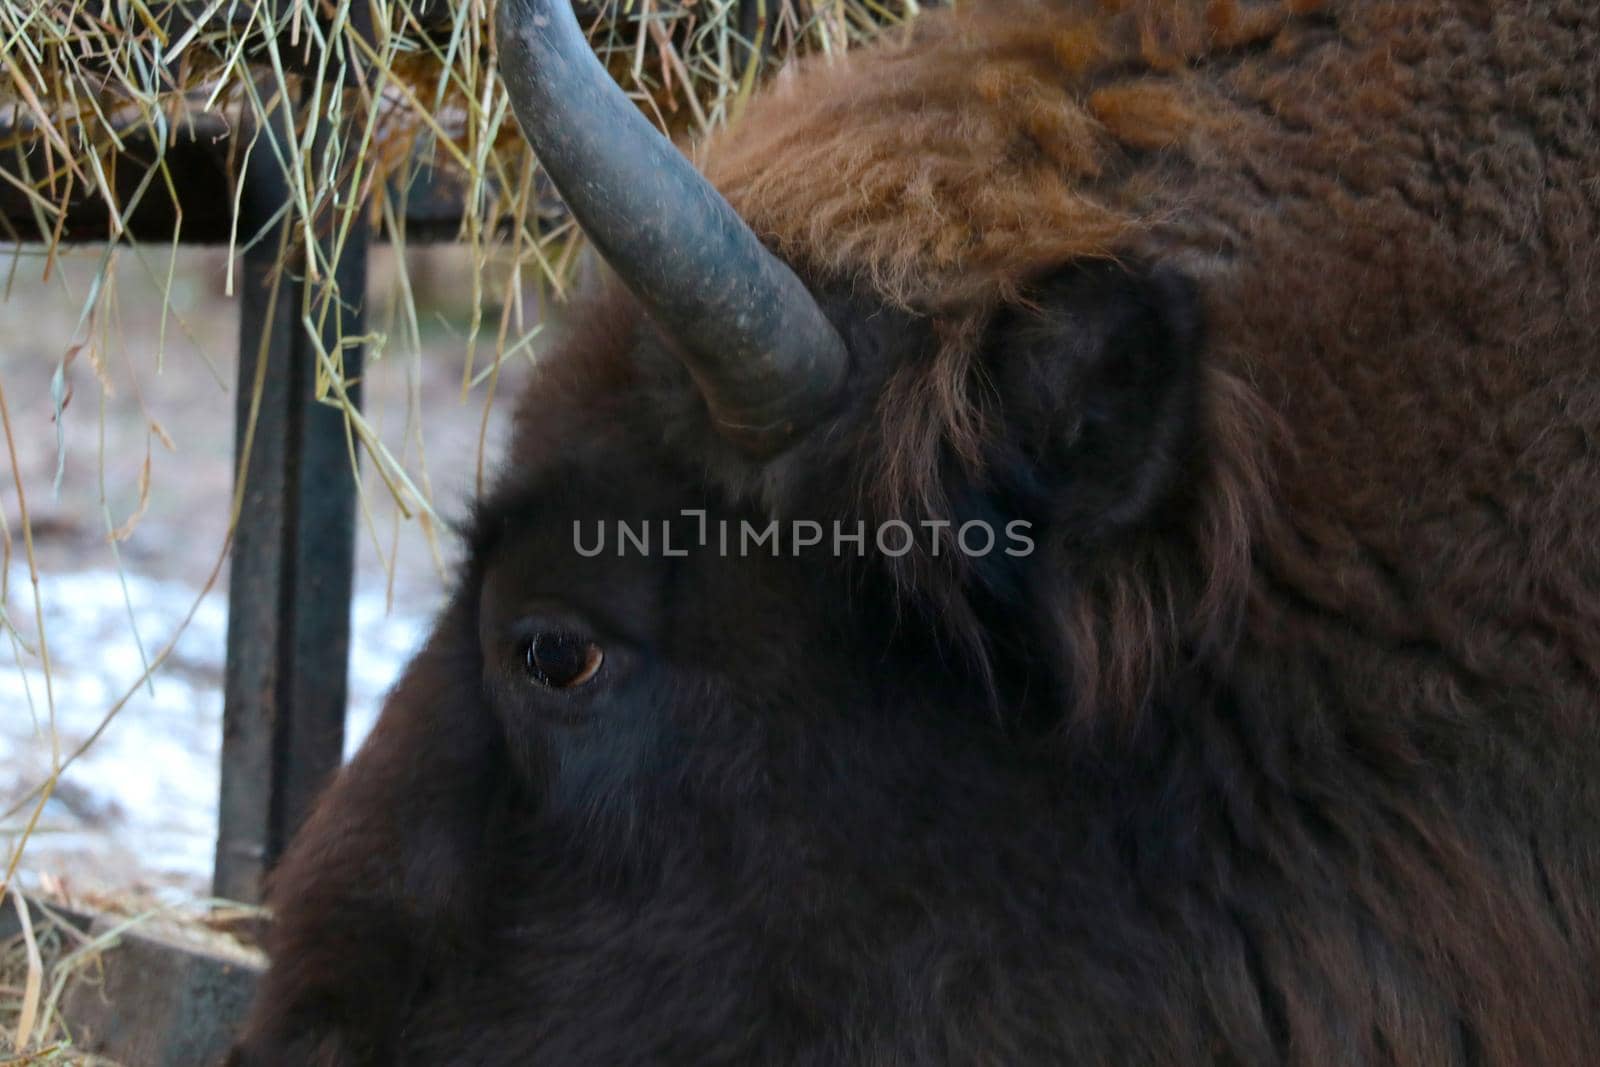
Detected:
[229,0,1600,1063]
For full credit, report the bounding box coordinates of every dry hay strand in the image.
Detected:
[0,887,263,1065]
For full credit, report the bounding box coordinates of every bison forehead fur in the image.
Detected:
[230,2,1600,1065]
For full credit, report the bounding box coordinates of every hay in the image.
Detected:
[0,892,125,1065]
[0,886,263,1064]
[1,0,919,277]
[0,0,920,495]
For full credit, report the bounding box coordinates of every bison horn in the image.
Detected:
[495,0,850,456]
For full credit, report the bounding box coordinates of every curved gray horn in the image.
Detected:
[495,0,849,456]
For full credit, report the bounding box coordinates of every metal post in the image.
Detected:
[213,94,367,903]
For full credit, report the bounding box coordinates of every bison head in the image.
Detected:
[231,0,1600,1062]
[479,0,1262,767]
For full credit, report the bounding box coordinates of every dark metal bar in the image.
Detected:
[213,111,297,902]
[0,120,490,245]
[0,117,237,245]
[212,90,365,904]
[278,177,367,860]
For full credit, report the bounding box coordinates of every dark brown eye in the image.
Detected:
[524,632,604,688]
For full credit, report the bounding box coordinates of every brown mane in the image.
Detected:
[696,0,1600,738]
[702,0,1326,314]
[698,0,1331,727]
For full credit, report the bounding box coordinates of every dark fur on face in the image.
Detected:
[230,1,1600,1063]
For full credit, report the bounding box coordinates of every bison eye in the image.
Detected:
[524,631,604,689]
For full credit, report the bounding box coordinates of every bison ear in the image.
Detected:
[986,259,1204,540]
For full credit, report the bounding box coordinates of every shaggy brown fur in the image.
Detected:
[707,0,1600,727]
[710,1,1600,1057]
[231,3,1600,1064]
[716,0,1600,1055]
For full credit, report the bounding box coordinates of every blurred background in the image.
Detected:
[0,244,525,900]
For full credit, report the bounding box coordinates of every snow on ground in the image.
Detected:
[0,563,436,898]
[0,245,518,899]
